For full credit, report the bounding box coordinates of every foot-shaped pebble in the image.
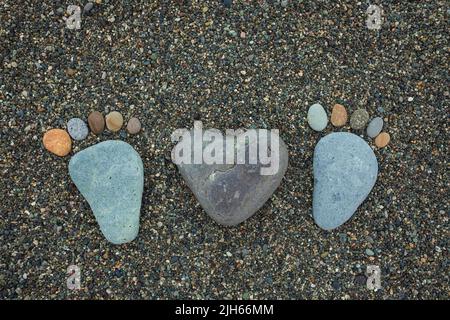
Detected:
[313,132,378,230]
[69,140,144,244]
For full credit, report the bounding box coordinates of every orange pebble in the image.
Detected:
[375,132,390,148]
[43,129,72,156]
[330,104,348,127]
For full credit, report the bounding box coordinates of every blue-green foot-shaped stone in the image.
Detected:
[69,140,144,244]
[313,132,378,230]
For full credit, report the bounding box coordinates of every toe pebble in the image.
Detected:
[106,111,123,132]
[88,111,105,135]
[43,129,72,157]
[67,118,89,141]
[126,117,141,134]
[375,132,390,148]
[307,103,328,131]
[350,109,369,130]
[330,104,348,127]
[367,117,384,138]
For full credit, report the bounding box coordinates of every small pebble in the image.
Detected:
[366,117,384,138]
[66,68,77,77]
[365,249,375,256]
[126,117,141,135]
[375,132,390,148]
[330,104,348,127]
[105,111,123,132]
[350,109,369,130]
[84,2,94,13]
[67,118,89,141]
[88,111,105,134]
[307,103,328,131]
[43,129,72,157]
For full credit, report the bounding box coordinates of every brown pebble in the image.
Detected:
[105,111,123,132]
[66,68,77,77]
[126,117,141,134]
[43,129,72,157]
[375,132,390,148]
[330,104,348,127]
[88,111,105,134]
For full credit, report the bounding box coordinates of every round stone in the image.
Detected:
[307,103,328,131]
[88,111,105,135]
[126,117,141,134]
[43,129,72,157]
[67,118,88,140]
[105,111,123,132]
[366,117,384,138]
[375,132,390,148]
[350,109,369,130]
[330,104,348,127]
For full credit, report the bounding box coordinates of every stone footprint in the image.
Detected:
[313,132,378,230]
[69,140,144,244]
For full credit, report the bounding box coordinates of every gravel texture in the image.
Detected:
[0,1,448,299]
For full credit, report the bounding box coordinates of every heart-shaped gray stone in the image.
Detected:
[313,132,378,230]
[174,129,289,226]
[69,140,144,244]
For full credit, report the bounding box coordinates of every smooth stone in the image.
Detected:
[330,104,348,127]
[375,132,390,148]
[69,141,144,244]
[43,129,72,157]
[350,109,369,130]
[307,103,328,131]
[366,117,383,138]
[84,2,94,13]
[67,118,88,141]
[88,111,105,134]
[174,129,289,226]
[313,132,378,230]
[126,117,141,134]
[105,111,123,132]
